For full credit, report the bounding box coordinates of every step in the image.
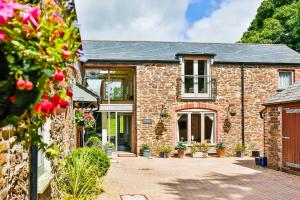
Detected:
[117,152,137,157]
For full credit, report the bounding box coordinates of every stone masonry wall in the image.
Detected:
[136,63,300,155]
[0,106,76,200]
[263,106,283,170]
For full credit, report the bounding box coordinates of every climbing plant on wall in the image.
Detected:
[0,0,80,154]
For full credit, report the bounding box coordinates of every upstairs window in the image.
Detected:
[278,71,293,90]
[182,59,211,98]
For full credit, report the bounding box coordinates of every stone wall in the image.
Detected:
[263,106,282,170]
[136,62,300,155]
[0,106,76,200]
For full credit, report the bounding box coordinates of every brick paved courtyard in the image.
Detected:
[97,156,300,200]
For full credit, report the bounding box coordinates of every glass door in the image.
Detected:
[117,113,132,151]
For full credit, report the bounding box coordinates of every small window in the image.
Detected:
[278,71,293,90]
[181,59,211,98]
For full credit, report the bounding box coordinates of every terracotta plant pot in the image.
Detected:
[216,149,225,157]
[177,150,185,158]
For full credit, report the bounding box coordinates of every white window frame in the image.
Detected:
[38,119,52,177]
[278,71,293,90]
[181,58,212,99]
[176,109,216,145]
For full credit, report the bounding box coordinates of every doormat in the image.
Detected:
[120,194,148,200]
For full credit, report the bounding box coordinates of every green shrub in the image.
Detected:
[105,142,114,149]
[216,142,226,150]
[175,141,187,151]
[235,143,245,152]
[54,149,103,199]
[141,143,150,150]
[86,135,102,148]
[158,146,172,154]
[70,147,110,176]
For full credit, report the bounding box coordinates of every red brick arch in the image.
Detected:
[173,102,221,143]
[173,102,220,112]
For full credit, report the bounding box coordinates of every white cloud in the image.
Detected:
[186,0,263,42]
[75,0,262,42]
[74,0,189,41]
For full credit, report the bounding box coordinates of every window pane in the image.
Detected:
[191,114,201,142]
[198,77,208,93]
[185,77,194,93]
[204,113,215,143]
[184,60,194,75]
[198,60,206,76]
[279,71,292,89]
[178,114,188,142]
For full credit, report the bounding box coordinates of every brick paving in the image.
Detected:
[97,156,300,200]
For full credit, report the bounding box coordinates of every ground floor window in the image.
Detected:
[177,109,216,144]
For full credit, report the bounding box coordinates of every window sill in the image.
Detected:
[38,172,54,194]
[181,96,214,100]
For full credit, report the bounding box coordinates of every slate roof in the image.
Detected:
[266,82,300,105]
[82,40,300,64]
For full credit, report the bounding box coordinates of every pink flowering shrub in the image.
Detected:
[0,0,80,150]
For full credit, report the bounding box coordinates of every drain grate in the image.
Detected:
[121,194,148,200]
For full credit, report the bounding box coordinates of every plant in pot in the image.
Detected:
[249,142,260,157]
[235,143,245,157]
[175,141,187,158]
[158,146,172,158]
[142,143,151,158]
[216,142,226,157]
[105,142,114,157]
[191,142,210,158]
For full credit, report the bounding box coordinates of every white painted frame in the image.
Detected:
[176,109,216,145]
[278,71,294,90]
[181,58,212,99]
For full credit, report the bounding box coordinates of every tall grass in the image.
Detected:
[53,147,109,199]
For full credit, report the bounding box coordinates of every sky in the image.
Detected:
[75,0,263,43]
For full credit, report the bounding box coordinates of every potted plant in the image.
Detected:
[175,141,187,158]
[191,142,210,158]
[235,143,245,157]
[216,142,226,157]
[105,142,114,157]
[249,142,260,157]
[142,143,150,158]
[158,146,172,158]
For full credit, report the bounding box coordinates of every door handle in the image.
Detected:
[282,136,290,139]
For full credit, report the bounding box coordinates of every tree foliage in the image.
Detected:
[241,0,300,52]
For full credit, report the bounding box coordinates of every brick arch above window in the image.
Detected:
[173,102,220,112]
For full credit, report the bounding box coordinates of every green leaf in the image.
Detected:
[6,55,15,64]
[44,69,53,77]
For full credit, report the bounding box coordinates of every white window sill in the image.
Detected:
[38,172,54,194]
[181,96,213,100]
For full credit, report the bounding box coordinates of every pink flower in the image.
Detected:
[62,49,71,59]
[0,30,7,42]
[21,6,40,29]
[0,7,14,24]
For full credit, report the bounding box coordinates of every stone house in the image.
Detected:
[263,81,300,173]
[80,40,300,155]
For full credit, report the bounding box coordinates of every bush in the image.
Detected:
[105,142,114,149]
[158,146,172,154]
[216,142,226,150]
[141,143,150,150]
[54,149,104,199]
[86,135,102,148]
[235,143,245,152]
[175,141,187,151]
[70,147,110,176]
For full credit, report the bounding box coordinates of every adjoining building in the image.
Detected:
[263,81,300,173]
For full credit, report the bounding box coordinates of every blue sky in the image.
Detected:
[186,0,222,25]
[75,0,262,42]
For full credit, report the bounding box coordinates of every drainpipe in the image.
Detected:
[241,64,245,147]
[29,144,38,200]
